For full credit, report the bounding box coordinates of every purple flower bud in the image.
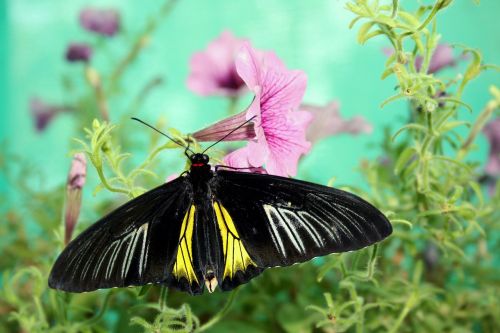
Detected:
[79,7,120,37]
[483,118,500,177]
[65,43,92,63]
[65,153,87,245]
[30,97,57,132]
[30,97,72,132]
[423,242,440,270]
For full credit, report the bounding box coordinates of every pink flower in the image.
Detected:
[301,101,372,143]
[187,31,247,97]
[79,7,120,37]
[65,153,86,245]
[193,43,311,177]
[483,118,500,176]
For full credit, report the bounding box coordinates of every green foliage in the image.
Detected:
[1,1,499,332]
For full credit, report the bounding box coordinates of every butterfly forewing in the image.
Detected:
[49,177,192,292]
[210,171,392,276]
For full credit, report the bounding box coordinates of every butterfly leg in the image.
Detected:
[214,165,267,173]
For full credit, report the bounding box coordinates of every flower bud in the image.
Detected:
[64,153,87,245]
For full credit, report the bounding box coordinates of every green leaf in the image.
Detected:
[394,146,416,175]
[391,124,427,142]
[357,21,376,44]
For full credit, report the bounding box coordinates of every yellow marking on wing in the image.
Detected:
[172,205,198,284]
[213,201,255,279]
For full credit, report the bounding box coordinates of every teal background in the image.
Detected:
[1,0,499,194]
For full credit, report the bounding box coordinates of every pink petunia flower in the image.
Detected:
[193,43,311,177]
[65,153,87,245]
[79,7,120,37]
[301,101,373,143]
[187,31,247,97]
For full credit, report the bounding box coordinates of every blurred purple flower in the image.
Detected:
[416,44,457,74]
[30,98,57,131]
[383,43,460,74]
[79,7,120,37]
[301,101,373,143]
[187,31,247,97]
[483,118,500,176]
[65,43,92,62]
[194,43,311,177]
[65,153,87,245]
[30,97,71,132]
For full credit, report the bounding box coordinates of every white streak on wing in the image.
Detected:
[263,205,287,257]
[138,223,149,277]
[264,205,303,254]
[94,241,117,279]
[330,201,373,237]
[70,237,94,279]
[277,208,306,254]
[300,211,340,245]
[106,238,125,279]
[294,211,324,247]
[121,230,140,279]
[312,196,355,241]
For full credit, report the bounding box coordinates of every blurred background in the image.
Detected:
[1,0,498,191]
[1,1,499,332]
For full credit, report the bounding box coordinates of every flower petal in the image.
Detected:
[302,101,373,143]
[187,31,247,97]
[192,110,256,142]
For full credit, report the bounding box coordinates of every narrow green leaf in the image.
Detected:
[357,21,375,44]
[394,147,416,175]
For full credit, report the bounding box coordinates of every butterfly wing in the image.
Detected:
[49,176,195,293]
[210,170,392,290]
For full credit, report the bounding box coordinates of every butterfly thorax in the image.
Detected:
[189,153,213,185]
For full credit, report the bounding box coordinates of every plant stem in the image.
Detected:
[109,0,178,88]
[198,289,239,332]
[85,66,110,121]
[77,290,115,329]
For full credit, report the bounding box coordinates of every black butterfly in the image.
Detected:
[49,118,392,295]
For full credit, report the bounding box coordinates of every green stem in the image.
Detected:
[95,164,130,195]
[198,289,239,332]
[76,290,115,329]
[388,292,417,333]
[416,0,442,32]
[109,0,178,88]
[458,98,498,159]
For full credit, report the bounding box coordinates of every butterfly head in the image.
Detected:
[190,153,209,168]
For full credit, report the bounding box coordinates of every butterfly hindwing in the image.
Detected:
[211,200,264,291]
[210,170,392,287]
[49,177,193,292]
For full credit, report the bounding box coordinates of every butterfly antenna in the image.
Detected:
[201,116,256,154]
[131,117,194,154]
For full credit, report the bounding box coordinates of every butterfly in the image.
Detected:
[49,118,392,295]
